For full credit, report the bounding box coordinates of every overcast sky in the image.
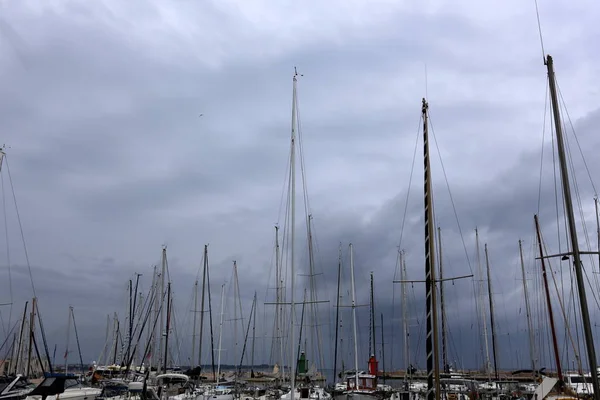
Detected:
[1,0,600,376]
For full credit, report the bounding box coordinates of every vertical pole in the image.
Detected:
[370,272,376,357]
[534,214,563,382]
[546,55,598,395]
[289,69,299,400]
[192,280,198,368]
[422,98,440,400]
[199,245,208,367]
[26,297,36,377]
[216,284,226,384]
[251,291,257,376]
[163,282,171,373]
[333,243,342,384]
[476,228,491,377]
[401,253,410,381]
[14,301,28,375]
[64,306,72,373]
[159,246,167,374]
[519,240,537,375]
[484,244,499,381]
[595,197,600,276]
[349,244,360,390]
[381,313,386,384]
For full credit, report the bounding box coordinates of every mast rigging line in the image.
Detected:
[556,82,597,196]
[396,117,422,251]
[536,80,550,216]
[427,116,474,276]
[4,155,37,298]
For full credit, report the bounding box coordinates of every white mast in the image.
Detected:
[216,283,226,384]
[275,225,285,380]
[150,265,158,370]
[158,246,167,374]
[289,68,299,400]
[475,228,490,375]
[192,280,198,368]
[349,243,359,389]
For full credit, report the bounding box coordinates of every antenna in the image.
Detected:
[424,63,429,99]
[534,0,546,64]
[294,66,303,77]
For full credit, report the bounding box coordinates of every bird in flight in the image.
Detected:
[199,113,204,117]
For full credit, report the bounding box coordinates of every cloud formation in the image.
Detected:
[0,0,599,376]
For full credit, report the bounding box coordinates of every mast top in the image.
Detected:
[422,98,428,111]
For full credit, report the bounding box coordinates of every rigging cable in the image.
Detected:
[5,156,36,297]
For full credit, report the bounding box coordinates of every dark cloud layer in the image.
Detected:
[0,0,599,377]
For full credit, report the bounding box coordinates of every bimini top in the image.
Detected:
[155,373,190,384]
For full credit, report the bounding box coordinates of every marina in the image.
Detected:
[1,2,600,400]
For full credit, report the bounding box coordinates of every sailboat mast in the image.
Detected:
[159,246,167,374]
[333,243,342,384]
[198,245,208,368]
[595,197,600,272]
[26,297,36,377]
[251,291,257,376]
[548,53,599,395]
[475,228,491,376]
[369,272,375,357]
[401,252,410,381]
[289,68,299,399]
[192,280,198,369]
[64,306,72,373]
[518,240,536,374]
[112,314,119,365]
[205,252,217,381]
[163,282,171,373]
[534,214,563,381]
[484,244,499,380]
[233,260,241,368]
[216,283,225,384]
[126,279,132,364]
[275,225,284,380]
[14,301,28,375]
[150,265,158,370]
[349,243,359,389]
[422,98,440,400]
[380,313,385,384]
[437,227,448,373]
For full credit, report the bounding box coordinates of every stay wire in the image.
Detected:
[5,156,36,298]
[396,116,422,251]
[428,115,474,276]
[537,80,549,216]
